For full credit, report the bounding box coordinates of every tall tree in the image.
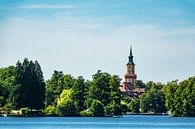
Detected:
[109,75,122,115]
[87,70,111,106]
[45,71,75,106]
[57,89,77,116]
[45,70,64,106]
[14,58,45,109]
[0,66,16,107]
[72,76,86,112]
[140,88,166,113]
[165,77,195,116]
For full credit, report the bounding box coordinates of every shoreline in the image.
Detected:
[0,113,168,117]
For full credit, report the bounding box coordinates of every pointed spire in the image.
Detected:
[127,45,134,64]
[130,45,132,56]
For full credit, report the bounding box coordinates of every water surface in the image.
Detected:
[0,115,195,129]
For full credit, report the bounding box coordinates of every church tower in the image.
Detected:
[124,46,137,86]
[120,46,146,97]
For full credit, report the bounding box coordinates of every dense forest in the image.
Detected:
[0,58,194,117]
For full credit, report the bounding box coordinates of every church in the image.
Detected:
[120,46,146,98]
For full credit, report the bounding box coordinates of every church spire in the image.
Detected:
[127,45,134,64]
[130,45,132,56]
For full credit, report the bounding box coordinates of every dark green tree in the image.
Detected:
[0,66,16,107]
[90,99,105,116]
[129,99,140,113]
[135,80,146,88]
[45,70,64,106]
[140,88,166,113]
[109,75,122,115]
[72,76,86,112]
[87,70,111,106]
[165,77,195,116]
[14,58,45,109]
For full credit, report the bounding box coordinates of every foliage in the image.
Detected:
[14,58,45,109]
[129,99,140,113]
[135,80,146,88]
[0,96,4,107]
[57,99,77,116]
[45,71,75,106]
[164,77,195,117]
[86,71,122,116]
[20,107,29,116]
[45,70,64,106]
[4,102,12,114]
[44,105,57,116]
[90,99,105,116]
[57,89,77,116]
[72,76,87,112]
[80,110,93,117]
[1,59,195,117]
[57,89,74,104]
[0,66,16,107]
[121,104,128,114]
[140,88,166,113]
[87,70,111,106]
[145,81,164,90]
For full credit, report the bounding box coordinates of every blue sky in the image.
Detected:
[0,0,195,83]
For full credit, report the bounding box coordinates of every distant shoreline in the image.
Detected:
[0,113,169,117]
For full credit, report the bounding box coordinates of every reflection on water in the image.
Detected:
[0,115,195,129]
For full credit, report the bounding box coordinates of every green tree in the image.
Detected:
[14,58,45,109]
[129,99,140,113]
[45,71,75,106]
[164,80,178,115]
[140,88,166,113]
[0,66,16,107]
[109,75,122,115]
[57,89,77,116]
[87,70,111,106]
[72,76,86,112]
[135,80,146,88]
[0,96,4,107]
[45,70,64,106]
[57,99,77,116]
[165,77,195,116]
[44,105,57,116]
[90,99,105,116]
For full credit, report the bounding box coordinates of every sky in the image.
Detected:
[0,0,195,83]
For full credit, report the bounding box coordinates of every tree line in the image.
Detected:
[0,58,194,117]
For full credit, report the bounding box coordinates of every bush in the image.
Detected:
[111,102,122,116]
[44,105,57,116]
[4,103,12,114]
[90,99,105,116]
[129,99,140,113]
[80,110,93,117]
[121,104,128,114]
[57,100,77,116]
[20,107,29,116]
[105,104,112,115]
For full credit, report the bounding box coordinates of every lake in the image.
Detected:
[0,115,195,129]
